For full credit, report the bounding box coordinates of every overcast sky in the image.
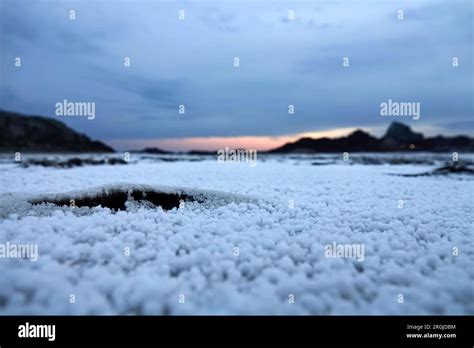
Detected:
[1,0,472,150]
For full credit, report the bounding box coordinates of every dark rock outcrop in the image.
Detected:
[269,122,474,153]
[272,130,380,153]
[139,147,170,154]
[0,110,114,153]
[380,122,424,150]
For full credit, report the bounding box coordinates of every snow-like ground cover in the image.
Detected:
[0,156,473,314]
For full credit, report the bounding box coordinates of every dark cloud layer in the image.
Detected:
[1,0,472,143]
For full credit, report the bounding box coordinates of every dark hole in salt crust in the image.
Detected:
[390,164,474,177]
[31,190,197,211]
[21,157,127,168]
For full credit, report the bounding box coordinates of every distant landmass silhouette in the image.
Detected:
[134,147,171,154]
[0,110,114,153]
[269,122,474,153]
[1,109,473,154]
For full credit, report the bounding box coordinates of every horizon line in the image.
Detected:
[2,109,472,152]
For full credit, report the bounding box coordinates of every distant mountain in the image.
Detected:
[269,122,474,153]
[0,110,114,153]
[137,147,170,154]
[379,122,424,151]
[272,130,380,153]
[187,150,216,155]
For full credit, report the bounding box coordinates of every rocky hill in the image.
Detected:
[0,110,114,153]
[269,122,474,153]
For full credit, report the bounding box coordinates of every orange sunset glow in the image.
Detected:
[107,127,360,151]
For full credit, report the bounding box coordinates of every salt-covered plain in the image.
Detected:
[0,154,473,314]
